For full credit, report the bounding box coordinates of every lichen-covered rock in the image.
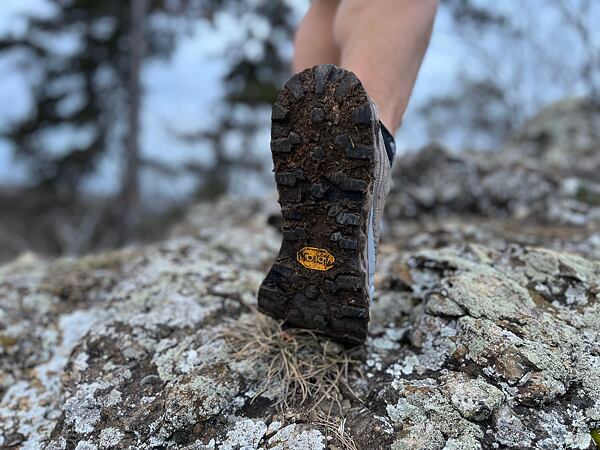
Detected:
[447,374,504,421]
[1,194,598,449]
[387,99,600,228]
[505,97,600,175]
[266,424,325,450]
[2,101,600,448]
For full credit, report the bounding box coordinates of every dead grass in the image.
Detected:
[314,411,359,450]
[222,307,364,411]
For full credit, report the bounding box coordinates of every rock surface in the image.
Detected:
[387,98,600,229]
[1,100,600,449]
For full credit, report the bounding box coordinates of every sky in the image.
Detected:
[0,0,588,200]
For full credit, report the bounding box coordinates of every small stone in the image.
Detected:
[341,399,351,413]
[322,341,344,354]
[140,374,161,386]
[447,374,505,421]
[266,420,282,437]
[268,424,296,445]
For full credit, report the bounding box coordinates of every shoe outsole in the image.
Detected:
[258,64,378,344]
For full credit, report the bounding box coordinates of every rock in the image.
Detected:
[505,97,600,175]
[265,420,282,437]
[446,373,504,421]
[0,195,597,449]
[391,422,445,450]
[1,101,600,448]
[220,419,267,450]
[387,99,600,228]
[267,424,325,450]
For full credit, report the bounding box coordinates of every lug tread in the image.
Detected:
[272,103,288,121]
[259,64,377,344]
[286,74,304,99]
[271,138,292,154]
[352,103,372,125]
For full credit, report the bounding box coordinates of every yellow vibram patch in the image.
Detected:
[297,247,335,271]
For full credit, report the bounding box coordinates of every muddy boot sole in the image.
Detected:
[258,64,379,345]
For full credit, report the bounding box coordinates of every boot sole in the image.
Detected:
[258,64,378,344]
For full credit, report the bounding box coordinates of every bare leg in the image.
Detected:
[334,0,437,131]
[293,0,341,72]
[294,0,437,131]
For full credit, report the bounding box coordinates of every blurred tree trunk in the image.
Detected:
[120,0,147,243]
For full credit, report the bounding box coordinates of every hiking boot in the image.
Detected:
[258,64,392,344]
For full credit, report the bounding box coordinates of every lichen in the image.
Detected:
[98,427,124,448]
[63,383,107,434]
[446,374,504,421]
[220,419,267,449]
[1,191,599,449]
[267,424,326,450]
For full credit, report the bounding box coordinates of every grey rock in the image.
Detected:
[0,196,598,449]
[446,373,504,421]
[387,99,600,228]
[1,101,599,449]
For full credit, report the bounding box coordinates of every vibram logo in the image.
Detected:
[297,247,335,271]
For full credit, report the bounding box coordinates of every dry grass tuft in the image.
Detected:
[222,307,364,411]
[314,411,359,450]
